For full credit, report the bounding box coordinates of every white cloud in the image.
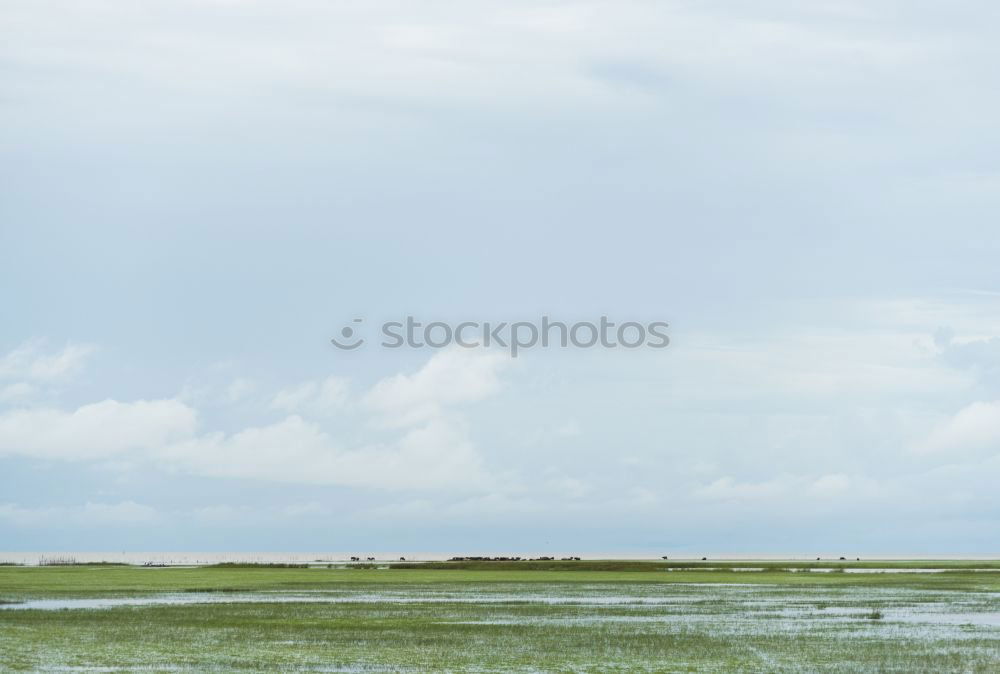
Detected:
[0,341,96,382]
[80,501,158,523]
[270,376,349,415]
[919,400,1000,455]
[696,473,867,502]
[191,504,248,524]
[363,348,507,427]
[281,501,325,517]
[152,351,506,489]
[0,350,505,490]
[554,419,583,437]
[0,501,157,526]
[521,419,584,448]
[270,382,319,411]
[696,475,794,501]
[224,377,257,403]
[156,414,490,490]
[0,0,959,127]
[674,330,972,404]
[0,399,198,460]
[0,382,36,403]
[810,473,851,495]
[546,476,591,499]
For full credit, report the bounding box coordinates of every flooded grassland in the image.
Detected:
[1,563,998,672]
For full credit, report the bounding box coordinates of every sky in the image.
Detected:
[2,0,1000,555]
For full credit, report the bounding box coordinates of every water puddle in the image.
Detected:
[0,591,716,611]
[890,611,1000,627]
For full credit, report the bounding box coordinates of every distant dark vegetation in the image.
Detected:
[446,556,581,562]
[206,562,309,569]
[392,560,669,571]
[389,559,1000,572]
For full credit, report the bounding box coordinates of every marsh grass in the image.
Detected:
[1,565,998,672]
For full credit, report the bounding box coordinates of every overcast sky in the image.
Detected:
[2,0,1000,555]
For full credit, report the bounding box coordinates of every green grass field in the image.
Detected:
[1,562,999,672]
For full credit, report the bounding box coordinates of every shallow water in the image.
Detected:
[4,583,999,673]
[0,591,720,610]
[4,584,999,635]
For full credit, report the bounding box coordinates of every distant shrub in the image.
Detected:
[38,557,129,566]
[38,556,77,566]
[864,608,884,620]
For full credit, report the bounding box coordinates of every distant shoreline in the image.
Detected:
[3,551,1000,566]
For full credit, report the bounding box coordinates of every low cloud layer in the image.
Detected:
[0,347,503,491]
[1,298,998,552]
[0,399,197,460]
